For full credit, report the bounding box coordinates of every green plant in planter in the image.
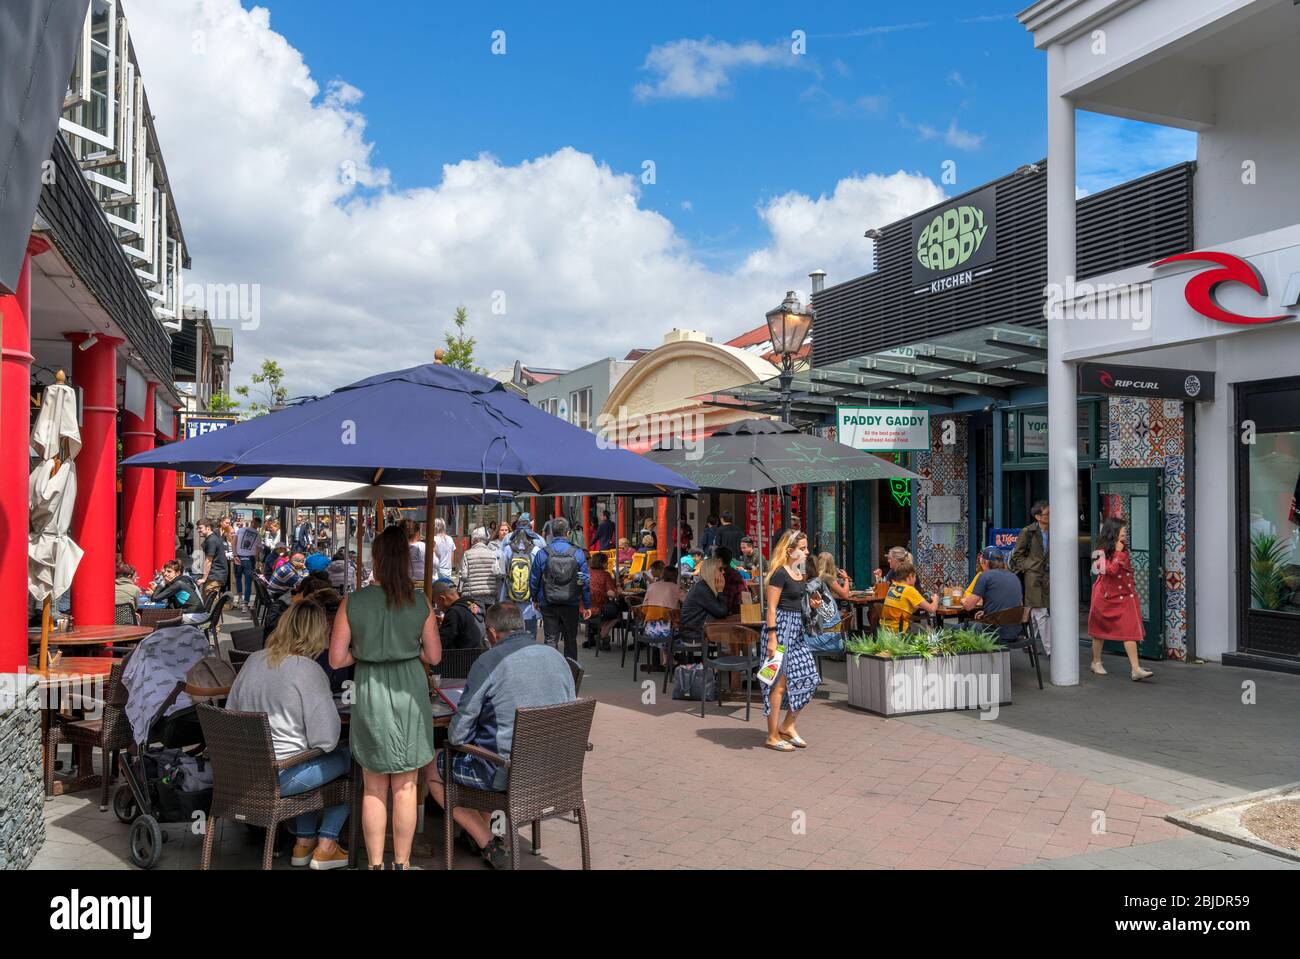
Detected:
[1250,532,1292,611]
[947,627,1001,654]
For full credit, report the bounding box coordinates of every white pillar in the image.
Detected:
[1047,45,1080,686]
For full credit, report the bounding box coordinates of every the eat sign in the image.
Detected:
[1151,250,1292,325]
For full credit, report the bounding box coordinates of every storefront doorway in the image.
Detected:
[1235,377,1300,665]
[1090,468,1165,660]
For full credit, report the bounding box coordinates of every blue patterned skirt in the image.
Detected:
[763,608,821,716]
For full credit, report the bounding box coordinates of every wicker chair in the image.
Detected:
[196,703,353,870]
[251,575,274,627]
[701,624,760,721]
[113,603,139,625]
[442,697,596,870]
[227,626,265,672]
[439,646,485,681]
[138,608,184,631]
[44,660,131,808]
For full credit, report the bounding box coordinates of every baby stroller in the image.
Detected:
[112,625,235,868]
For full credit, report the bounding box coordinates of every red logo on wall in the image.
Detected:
[1151,250,1292,326]
[1098,371,1115,389]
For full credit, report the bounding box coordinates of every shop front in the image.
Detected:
[716,160,1195,601]
[1056,224,1300,671]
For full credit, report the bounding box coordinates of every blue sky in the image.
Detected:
[129,1,1198,390]
[254,0,1192,268]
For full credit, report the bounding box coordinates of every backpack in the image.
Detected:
[541,546,580,605]
[506,550,533,603]
[808,579,841,630]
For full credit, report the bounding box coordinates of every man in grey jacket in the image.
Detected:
[459,526,501,612]
[426,602,575,869]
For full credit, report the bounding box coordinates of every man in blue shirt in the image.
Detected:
[529,517,591,661]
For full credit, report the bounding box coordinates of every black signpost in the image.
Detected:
[1078,362,1215,402]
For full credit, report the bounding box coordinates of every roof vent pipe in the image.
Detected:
[809,269,826,295]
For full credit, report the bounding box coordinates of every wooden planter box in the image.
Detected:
[845,650,1012,716]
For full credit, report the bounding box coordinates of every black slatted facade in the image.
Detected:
[812,161,1195,367]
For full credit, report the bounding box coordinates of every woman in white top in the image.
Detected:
[225,601,350,870]
[405,519,426,583]
[432,517,456,580]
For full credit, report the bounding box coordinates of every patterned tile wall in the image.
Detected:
[912,415,970,591]
[1108,397,1187,660]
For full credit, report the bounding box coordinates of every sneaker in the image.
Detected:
[309,843,349,871]
[481,836,511,870]
[290,838,318,866]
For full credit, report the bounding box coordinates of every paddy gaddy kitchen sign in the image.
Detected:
[837,407,931,452]
[911,185,998,290]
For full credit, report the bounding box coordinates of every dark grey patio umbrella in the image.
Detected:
[644,419,921,629]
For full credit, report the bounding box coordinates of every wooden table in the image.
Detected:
[844,593,885,633]
[29,624,151,649]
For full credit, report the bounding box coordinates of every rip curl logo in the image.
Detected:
[1152,250,1293,326]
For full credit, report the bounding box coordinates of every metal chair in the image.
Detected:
[701,624,760,721]
[203,593,234,650]
[566,656,584,694]
[251,575,275,627]
[979,605,1042,690]
[615,595,642,667]
[196,703,353,870]
[442,698,596,870]
[630,604,677,684]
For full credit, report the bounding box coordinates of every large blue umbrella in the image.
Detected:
[207,476,513,507]
[123,363,697,495]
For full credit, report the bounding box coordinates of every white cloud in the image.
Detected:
[899,114,985,151]
[633,38,804,101]
[126,1,945,396]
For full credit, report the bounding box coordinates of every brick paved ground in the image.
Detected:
[29,615,1300,870]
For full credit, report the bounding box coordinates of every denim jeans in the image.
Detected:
[277,745,351,841]
[234,556,256,603]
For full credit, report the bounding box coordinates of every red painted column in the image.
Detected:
[529,496,538,524]
[152,406,179,575]
[0,243,39,672]
[68,332,123,627]
[616,497,627,545]
[582,495,592,544]
[120,381,157,587]
[656,497,668,562]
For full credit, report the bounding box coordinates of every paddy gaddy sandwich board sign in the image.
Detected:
[837,407,931,452]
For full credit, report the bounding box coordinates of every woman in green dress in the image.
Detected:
[330,524,440,869]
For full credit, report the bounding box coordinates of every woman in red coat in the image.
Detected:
[1088,517,1154,681]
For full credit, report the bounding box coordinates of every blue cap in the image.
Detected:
[980,547,1004,563]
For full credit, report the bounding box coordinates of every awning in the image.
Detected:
[709,323,1047,416]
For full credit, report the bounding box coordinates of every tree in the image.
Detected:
[441,306,486,373]
[233,359,288,419]
[208,391,240,415]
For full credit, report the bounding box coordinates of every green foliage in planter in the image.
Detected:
[1250,532,1292,611]
[844,625,1002,658]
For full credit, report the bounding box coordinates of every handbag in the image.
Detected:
[671,663,717,701]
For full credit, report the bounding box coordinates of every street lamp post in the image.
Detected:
[765,290,814,537]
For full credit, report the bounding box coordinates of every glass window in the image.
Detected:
[1005,411,1018,460]
[1247,430,1300,615]
[569,388,592,431]
[1077,403,1092,460]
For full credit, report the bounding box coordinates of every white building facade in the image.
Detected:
[1022,0,1300,677]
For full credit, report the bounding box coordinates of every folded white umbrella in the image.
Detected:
[28,381,83,606]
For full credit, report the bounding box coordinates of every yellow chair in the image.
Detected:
[628,552,647,577]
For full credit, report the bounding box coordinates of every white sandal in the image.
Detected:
[1089,661,1107,675]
